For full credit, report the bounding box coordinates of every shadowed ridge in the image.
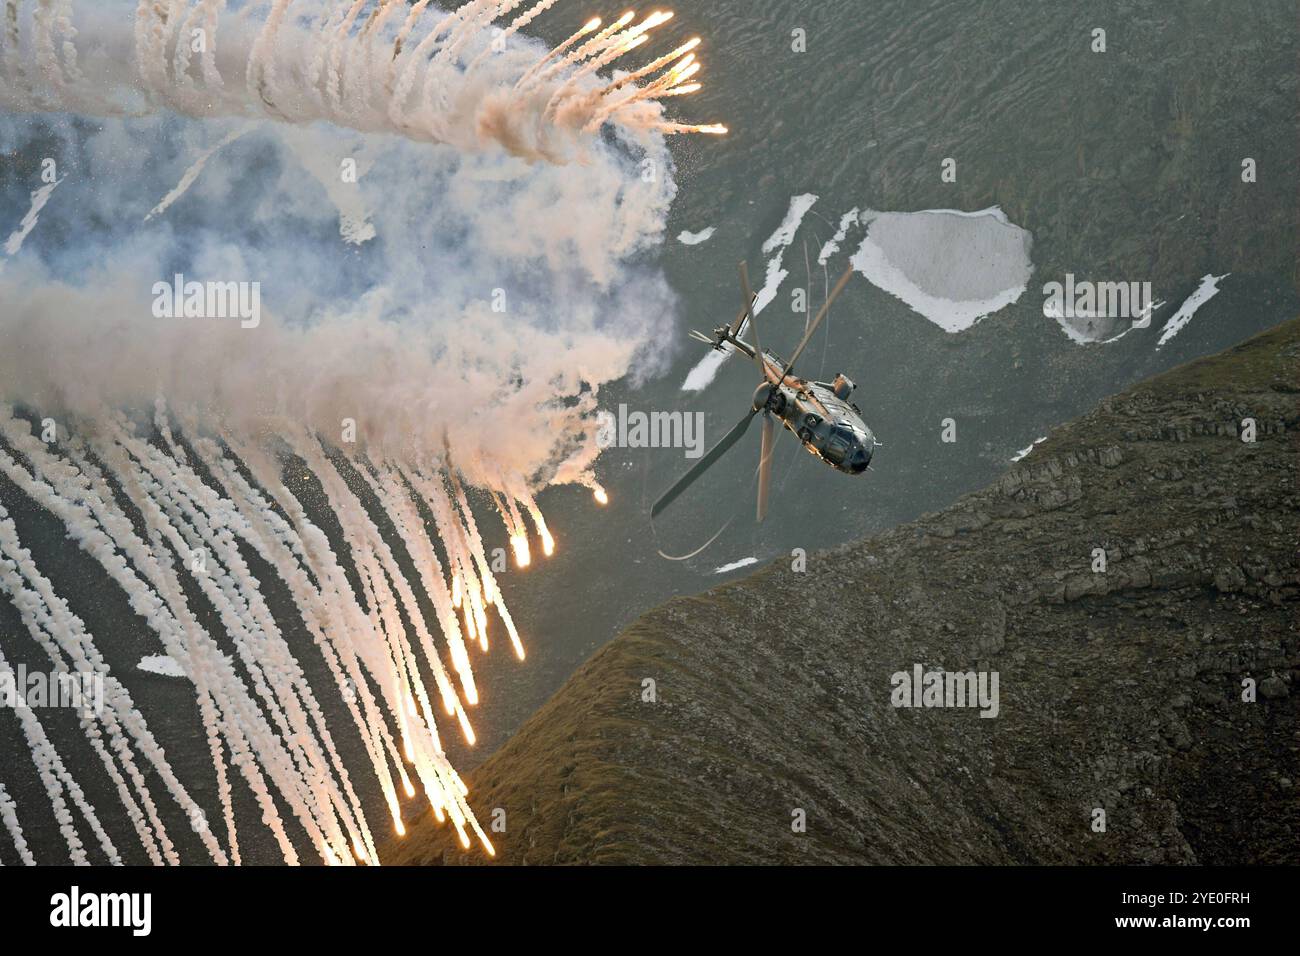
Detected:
[388,317,1299,865]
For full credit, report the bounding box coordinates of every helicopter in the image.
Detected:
[651,260,879,523]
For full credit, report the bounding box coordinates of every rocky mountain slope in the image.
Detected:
[389,318,1298,865]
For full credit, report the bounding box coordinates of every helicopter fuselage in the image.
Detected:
[725,333,876,475]
[653,262,869,525]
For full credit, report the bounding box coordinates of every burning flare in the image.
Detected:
[0,0,697,866]
[0,1,725,162]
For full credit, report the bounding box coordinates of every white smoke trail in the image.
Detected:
[0,780,36,865]
[143,125,250,222]
[230,438,409,859]
[0,0,718,864]
[2,176,61,257]
[543,12,667,120]
[0,641,89,863]
[522,10,633,92]
[0,518,166,867]
[596,39,699,98]
[364,465,478,698]
[582,54,697,133]
[131,413,403,862]
[512,11,602,90]
[0,504,135,864]
[0,413,230,864]
[125,414,360,858]
[0,0,720,160]
[189,434,379,861]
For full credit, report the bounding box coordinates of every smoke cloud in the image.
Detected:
[0,0,700,863]
[0,1,682,491]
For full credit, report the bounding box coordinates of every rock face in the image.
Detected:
[389,319,1299,866]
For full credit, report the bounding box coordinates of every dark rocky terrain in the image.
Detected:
[389,318,1298,865]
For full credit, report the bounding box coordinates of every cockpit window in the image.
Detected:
[824,437,849,465]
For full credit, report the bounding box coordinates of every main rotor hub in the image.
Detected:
[752,382,785,415]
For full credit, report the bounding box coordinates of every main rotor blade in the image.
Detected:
[803,239,813,335]
[780,264,854,383]
[651,408,760,519]
[756,412,776,523]
[738,260,765,377]
[726,298,752,337]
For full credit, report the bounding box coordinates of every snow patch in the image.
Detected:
[682,194,818,392]
[1101,299,1166,344]
[818,207,860,264]
[1156,273,1229,348]
[714,556,759,574]
[1011,436,1047,462]
[850,206,1032,333]
[677,227,716,246]
[762,194,818,253]
[1044,294,1167,344]
[138,655,186,678]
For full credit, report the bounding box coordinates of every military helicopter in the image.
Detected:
[652,261,878,523]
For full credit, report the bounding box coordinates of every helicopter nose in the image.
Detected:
[847,441,873,474]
